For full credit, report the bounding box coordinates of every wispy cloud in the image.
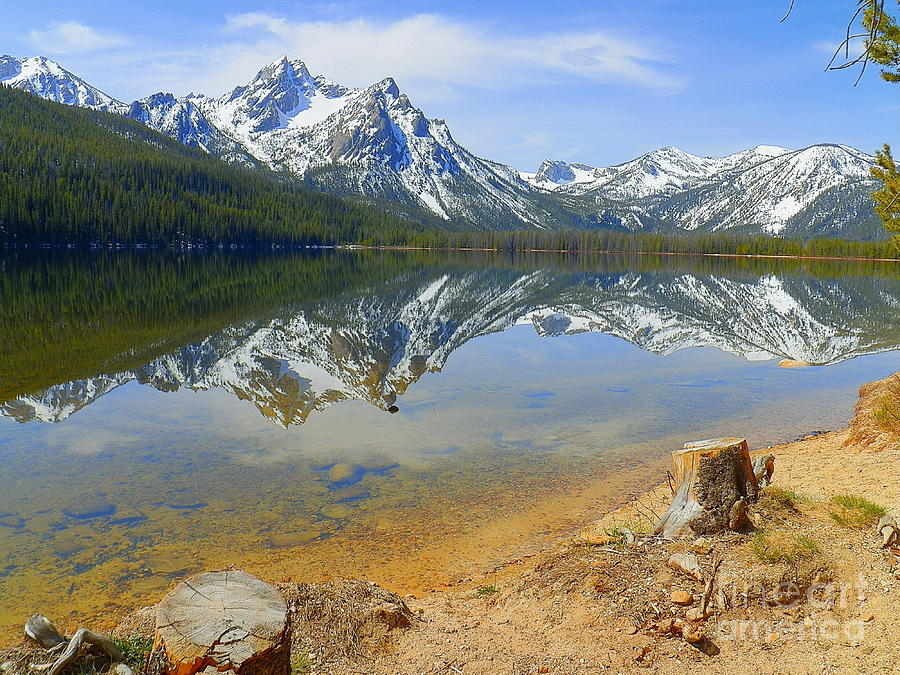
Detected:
[28,12,681,104]
[811,38,866,63]
[219,12,684,96]
[28,21,128,55]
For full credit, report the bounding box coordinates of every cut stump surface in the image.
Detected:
[153,570,289,675]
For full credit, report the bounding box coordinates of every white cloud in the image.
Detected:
[217,12,683,95]
[58,12,681,105]
[28,21,129,55]
[812,38,866,62]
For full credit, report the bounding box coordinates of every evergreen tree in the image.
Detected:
[865,2,900,239]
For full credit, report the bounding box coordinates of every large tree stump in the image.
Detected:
[151,571,289,675]
[653,438,760,538]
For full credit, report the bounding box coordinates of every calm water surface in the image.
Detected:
[1,251,899,635]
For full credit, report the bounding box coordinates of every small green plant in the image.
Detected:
[476,585,498,596]
[290,652,311,674]
[603,527,630,549]
[112,634,154,670]
[828,494,886,528]
[603,520,651,549]
[750,531,820,564]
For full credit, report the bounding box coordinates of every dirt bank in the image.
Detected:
[302,374,900,673]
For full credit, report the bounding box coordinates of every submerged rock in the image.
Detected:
[320,503,355,520]
[327,463,366,485]
[62,502,116,520]
[332,486,371,502]
[269,530,322,548]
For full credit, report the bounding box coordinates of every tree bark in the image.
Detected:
[751,453,775,487]
[653,437,760,538]
[151,570,289,675]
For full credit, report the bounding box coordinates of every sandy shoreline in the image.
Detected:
[3,375,899,674]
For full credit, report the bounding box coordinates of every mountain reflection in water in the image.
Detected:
[3,250,900,426]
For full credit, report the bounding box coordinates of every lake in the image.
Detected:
[1,250,899,637]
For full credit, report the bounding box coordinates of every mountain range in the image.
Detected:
[5,263,900,426]
[0,54,883,238]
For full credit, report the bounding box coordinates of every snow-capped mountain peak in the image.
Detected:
[532,160,577,185]
[0,55,123,111]
[208,56,354,137]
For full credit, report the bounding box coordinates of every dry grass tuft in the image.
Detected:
[872,374,900,434]
[0,646,45,675]
[282,579,415,662]
[750,530,820,564]
[759,486,803,511]
[827,494,886,528]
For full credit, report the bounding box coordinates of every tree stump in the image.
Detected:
[653,437,760,538]
[151,571,289,675]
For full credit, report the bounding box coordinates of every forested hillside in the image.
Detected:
[0,86,420,245]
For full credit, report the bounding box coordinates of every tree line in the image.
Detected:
[1,84,897,260]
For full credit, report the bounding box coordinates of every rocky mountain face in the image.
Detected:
[126,93,263,167]
[0,54,882,237]
[5,266,900,425]
[522,144,880,237]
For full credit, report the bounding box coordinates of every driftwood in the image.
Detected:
[24,614,131,675]
[24,615,66,650]
[151,570,289,675]
[878,514,899,548]
[654,438,761,538]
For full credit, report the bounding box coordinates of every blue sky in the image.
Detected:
[3,1,897,169]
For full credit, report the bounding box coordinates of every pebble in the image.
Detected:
[860,612,875,622]
[691,537,712,555]
[632,646,652,662]
[656,618,674,634]
[670,590,694,606]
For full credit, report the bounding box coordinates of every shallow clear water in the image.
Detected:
[0,251,898,635]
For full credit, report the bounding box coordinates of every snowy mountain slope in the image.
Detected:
[3,53,883,237]
[525,144,880,238]
[200,57,353,145]
[651,144,878,236]
[524,146,726,200]
[126,93,262,167]
[0,55,124,111]
[5,265,900,425]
